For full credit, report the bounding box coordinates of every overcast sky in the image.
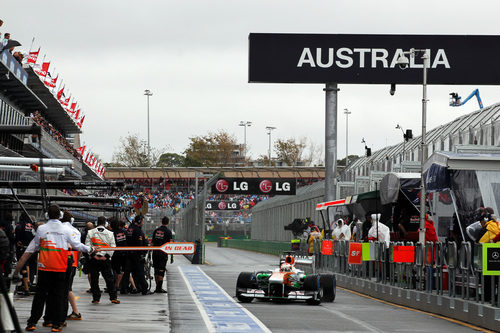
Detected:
[3,1,500,163]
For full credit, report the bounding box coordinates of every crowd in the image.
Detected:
[31,111,83,162]
[0,206,173,332]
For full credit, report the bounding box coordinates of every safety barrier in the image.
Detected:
[306,239,500,331]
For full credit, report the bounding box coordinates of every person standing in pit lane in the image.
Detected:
[14,212,35,296]
[85,216,120,304]
[151,216,173,293]
[60,211,83,321]
[14,205,93,332]
[125,215,151,295]
[110,218,127,292]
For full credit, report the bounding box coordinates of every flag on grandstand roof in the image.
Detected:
[56,86,65,100]
[77,115,85,129]
[34,61,50,78]
[27,47,40,65]
[74,109,81,120]
[48,74,58,89]
[63,95,70,107]
[77,145,86,156]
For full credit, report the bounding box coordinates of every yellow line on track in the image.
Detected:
[338,287,493,333]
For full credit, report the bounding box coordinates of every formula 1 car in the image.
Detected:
[235,252,336,305]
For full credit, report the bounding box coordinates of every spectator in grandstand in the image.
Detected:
[13,50,23,64]
[2,32,10,47]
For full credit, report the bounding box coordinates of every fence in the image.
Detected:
[294,239,500,331]
[174,173,220,263]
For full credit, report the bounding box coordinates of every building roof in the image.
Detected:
[25,67,81,134]
[0,51,47,112]
[105,166,326,179]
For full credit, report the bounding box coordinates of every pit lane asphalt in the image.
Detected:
[12,244,480,332]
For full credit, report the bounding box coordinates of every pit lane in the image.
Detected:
[178,243,480,333]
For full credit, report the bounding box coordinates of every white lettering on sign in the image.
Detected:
[233,181,248,191]
[206,203,212,209]
[276,182,291,191]
[228,202,238,209]
[298,47,451,69]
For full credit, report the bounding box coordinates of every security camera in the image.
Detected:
[390,83,396,96]
[396,55,409,70]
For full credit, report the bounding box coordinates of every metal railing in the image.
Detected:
[301,240,499,307]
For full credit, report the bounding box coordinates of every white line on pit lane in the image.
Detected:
[179,265,271,333]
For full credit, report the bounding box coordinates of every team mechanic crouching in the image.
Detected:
[152,216,173,293]
[85,216,120,304]
[14,205,93,332]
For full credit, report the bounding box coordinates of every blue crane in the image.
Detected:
[449,89,483,109]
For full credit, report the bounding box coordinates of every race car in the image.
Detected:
[235,252,336,305]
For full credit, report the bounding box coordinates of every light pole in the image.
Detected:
[397,48,429,244]
[239,121,252,165]
[266,126,276,166]
[395,124,406,162]
[144,89,153,163]
[344,108,351,167]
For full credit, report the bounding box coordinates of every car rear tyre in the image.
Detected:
[236,272,256,303]
[304,274,321,305]
[320,274,336,302]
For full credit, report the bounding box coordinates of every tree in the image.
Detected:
[184,130,240,167]
[156,153,186,167]
[274,137,307,166]
[112,134,164,167]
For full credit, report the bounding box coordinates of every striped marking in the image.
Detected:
[179,266,271,333]
[316,199,346,210]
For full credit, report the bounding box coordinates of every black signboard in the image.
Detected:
[249,33,500,85]
[211,178,296,195]
[205,201,241,211]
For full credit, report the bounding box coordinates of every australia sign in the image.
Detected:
[249,33,500,85]
[211,178,296,195]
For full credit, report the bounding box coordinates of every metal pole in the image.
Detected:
[324,83,339,202]
[265,126,276,166]
[244,125,247,163]
[344,108,351,167]
[194,173,199,226]
[144,89,153,164]
[419,51,429,244]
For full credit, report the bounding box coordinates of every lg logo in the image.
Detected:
[218,202,227,210]
[215,179,229,193]
[259,180,273,193]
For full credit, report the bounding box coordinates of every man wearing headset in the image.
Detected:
[14,205,94,332]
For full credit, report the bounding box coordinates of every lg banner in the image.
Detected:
[205,201,241,211]
[211,178,296,195]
